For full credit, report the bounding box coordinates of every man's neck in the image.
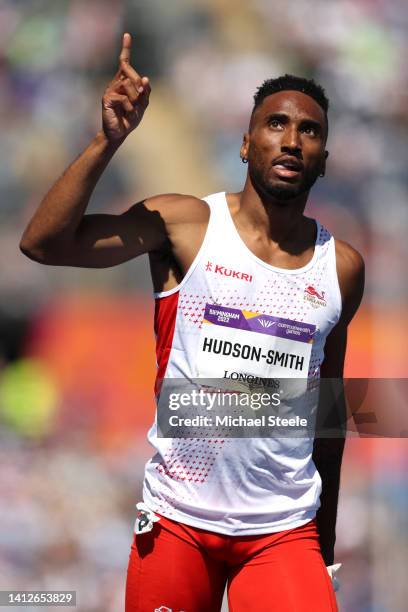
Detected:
[235,180,311,246]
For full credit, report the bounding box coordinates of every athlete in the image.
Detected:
[20,33,364,611]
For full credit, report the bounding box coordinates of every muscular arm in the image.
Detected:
[19,133,201,269]
[313,240,365,565]
[19,122,206,269]
[313,323,347,566]
[19,33,206,270]
[19,130,164,266]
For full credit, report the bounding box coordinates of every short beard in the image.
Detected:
[264,182,307,201]
[250,166,320,202]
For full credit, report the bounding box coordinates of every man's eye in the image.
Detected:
[303,126,316,136]
[268,119,282,128]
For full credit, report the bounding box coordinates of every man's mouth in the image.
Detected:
[272,156,303,179]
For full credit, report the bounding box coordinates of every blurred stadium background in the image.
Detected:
[0,0,407,610]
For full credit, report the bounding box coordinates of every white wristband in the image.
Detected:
[134,502,161,535]
[326,563,342,592]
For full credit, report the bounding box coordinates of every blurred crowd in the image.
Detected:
[0,1,407,610]
[0,430,150,612]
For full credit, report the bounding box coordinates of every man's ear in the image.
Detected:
[240,132,249,162]
[320,150,329,176]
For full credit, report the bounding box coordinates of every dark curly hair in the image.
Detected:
[251,74,329,136]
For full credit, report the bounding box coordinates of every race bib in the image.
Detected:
[197,303,316,380]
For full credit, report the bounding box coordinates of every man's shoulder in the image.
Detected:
[143,193,210,225]
[334,239,365,277]
[333,239,365,324]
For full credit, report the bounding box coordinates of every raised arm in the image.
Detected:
[313,240,365,565]
[19,33,201,268]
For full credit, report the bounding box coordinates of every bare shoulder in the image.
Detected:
[334,239,365,324]
[335,239,365,274]
[335,240,364,268]
[141,193,210,226]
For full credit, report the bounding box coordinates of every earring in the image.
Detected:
[242,157,248,164]
[319,172,324,177]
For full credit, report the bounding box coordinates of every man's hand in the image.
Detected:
[102,32,151,142]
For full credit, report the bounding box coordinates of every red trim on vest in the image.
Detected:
[154,291,179,395]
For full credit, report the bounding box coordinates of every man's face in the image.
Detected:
[241,90,328,201]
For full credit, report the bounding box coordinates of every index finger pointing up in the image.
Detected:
[119,32,132,64]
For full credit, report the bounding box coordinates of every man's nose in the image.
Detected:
[281,125,301,153]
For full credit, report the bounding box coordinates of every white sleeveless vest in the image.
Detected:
[142,191,342,535]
